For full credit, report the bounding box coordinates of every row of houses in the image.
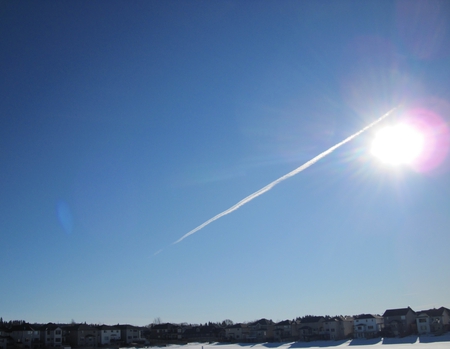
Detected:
[1,306,449,348]
[149,306,450,343]
[0,323,143,349]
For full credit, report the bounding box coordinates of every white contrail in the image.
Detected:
[173,107,398,245]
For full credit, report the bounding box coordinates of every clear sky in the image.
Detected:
[1,0,450,326]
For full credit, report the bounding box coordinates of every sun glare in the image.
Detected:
[371,123,424,165]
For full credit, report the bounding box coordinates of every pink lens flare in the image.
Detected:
[401,108,450,173]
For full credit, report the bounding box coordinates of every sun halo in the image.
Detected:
[371,123,424,166]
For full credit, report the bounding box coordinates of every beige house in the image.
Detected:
[322,316,353,340]
[247,319,273,342]
[225,324,247,341]
[382,307,416,337]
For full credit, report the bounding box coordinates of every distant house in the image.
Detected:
[273,320,294,342]
[382,307,416,337]
[39,323,63,347]
[353,314,383,339]
[0,326,13,349]
[96,325,121,345]
[247,319,273,342]
[297,316,325,342]
[183,324,223,343]
[416,307,450,335]
[9,324,40,349]
[117,325,143,344]
[64,324,98,347]
[322,316,353,340]
[148,323,183,341]
[224,324,246,342]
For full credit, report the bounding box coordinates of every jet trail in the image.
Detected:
[173,107,398,245]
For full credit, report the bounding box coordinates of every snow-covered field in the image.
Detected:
[141,335,450,349]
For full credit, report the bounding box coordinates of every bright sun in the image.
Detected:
[371,123,424,165]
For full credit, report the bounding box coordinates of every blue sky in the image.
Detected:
[1,0,450,326]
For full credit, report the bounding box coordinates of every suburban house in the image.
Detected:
[0,326,12,349]
[322,316,353,340]
[117,325,143,344]
[353,314,383,339]
[297,316,325,341]
[247,319,273,342]
[64,324,98,347]
[9,324,40,349]
[382,307,416,337]
[39,323,63,348]
[416,307,450,335]
[224,324,246,342]
[96,325,121,345]
[183,324,224,342]
[149,323,184,341]
[273,320,294,342]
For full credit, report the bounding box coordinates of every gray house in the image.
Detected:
[39,324,63,348]
[64,324,97,347]
[382,307,416,337]
[416,307,450,335]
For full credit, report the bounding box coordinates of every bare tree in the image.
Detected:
[222,319,233,326]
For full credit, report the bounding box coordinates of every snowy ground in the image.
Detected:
[140,335,450,349]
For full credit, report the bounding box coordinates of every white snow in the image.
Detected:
[136,334,450,349]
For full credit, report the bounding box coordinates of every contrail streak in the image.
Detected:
[173,107,398,245]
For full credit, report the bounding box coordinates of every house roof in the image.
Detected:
[355,314,382,319]
[40,323,62,331]
[249,318,272,326]
[417,307,450,317]
[152,323,173,330]
[275,320,291,326]
[299,316,324,324]
[96,325,119,330]
[10,324,36,332]
[383,307,415,317]
[226,324,243,329]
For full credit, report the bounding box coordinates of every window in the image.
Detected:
[56,330,61,335]
[419,319,426,323]
[55,339,61,342]
[331,329,335,332]
[368,326,373,330]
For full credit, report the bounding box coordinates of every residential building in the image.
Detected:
[247,319,273,342]
[382,307,416,337]
[273,320,294,342]
[148,323,183,341]
[224,324,246,342]
[183,324,224,342]
[64,324,98,347]
[322,316,353,340]
[40,324,63,348]
[416,307,450,335]
[9,324,40,349]
[96,325,121,345]
[353,314,383,339]
[118,325,142,344]
[0,326,12,349]
[297,316,325,342]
